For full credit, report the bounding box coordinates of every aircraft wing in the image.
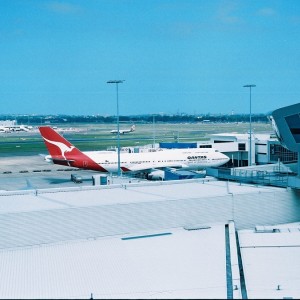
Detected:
[121,161,188,173]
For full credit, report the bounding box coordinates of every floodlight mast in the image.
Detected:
[243,84,256,166]
[107,80,125,176]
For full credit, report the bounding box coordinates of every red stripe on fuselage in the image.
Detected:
[121,166,131,172]
[68,152,108,172]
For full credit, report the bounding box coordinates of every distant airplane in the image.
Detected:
[110,124,135,134]
[0,125,31,132]
[39,126,230,179]
[0,126,10,133]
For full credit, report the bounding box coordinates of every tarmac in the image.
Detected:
[0,155,140,191]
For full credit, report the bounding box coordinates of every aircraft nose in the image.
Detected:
[223,154,230,163]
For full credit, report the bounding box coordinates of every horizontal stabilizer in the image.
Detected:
[52,158,75,163]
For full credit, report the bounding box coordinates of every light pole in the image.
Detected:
[243,84,256,166]
[107,80,125,176]
[152,114,156,148]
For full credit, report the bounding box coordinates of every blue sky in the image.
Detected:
[1,0,300,116]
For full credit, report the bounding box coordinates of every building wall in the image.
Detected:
[197,135,297,166]
[1,187,300,249]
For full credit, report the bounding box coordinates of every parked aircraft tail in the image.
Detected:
[39,126,107,171]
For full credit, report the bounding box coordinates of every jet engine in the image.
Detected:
[147,170,165,181]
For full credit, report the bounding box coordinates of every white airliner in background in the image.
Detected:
[0,126,10,133]
[110,124,135,134]
[0,125,32,133]
[39,126,230,180]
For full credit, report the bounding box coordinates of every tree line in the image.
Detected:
[0,113,270,125]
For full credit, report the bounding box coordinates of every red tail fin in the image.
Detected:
[39,126,107,172]
[39,126,78,160]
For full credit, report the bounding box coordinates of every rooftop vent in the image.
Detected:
[184,225,211,231]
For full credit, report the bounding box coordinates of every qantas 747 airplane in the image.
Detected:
[39,126,230,179]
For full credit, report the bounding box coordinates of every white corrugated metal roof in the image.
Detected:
[0,177,298,298]
[0,225,228,299]
[0,179,283,214]
[238,222,300,299]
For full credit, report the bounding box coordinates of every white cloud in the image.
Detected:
[257,7,277,17]
[46,1,82,14]
[216,0,241,24]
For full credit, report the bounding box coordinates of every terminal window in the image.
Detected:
[238,143,246,151]
[269,143,298,163]
[285,113,300,143]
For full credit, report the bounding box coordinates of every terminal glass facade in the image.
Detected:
[269,143,298,163]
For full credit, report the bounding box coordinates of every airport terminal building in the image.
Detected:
[0,103,300,299]
[159,133,297,168]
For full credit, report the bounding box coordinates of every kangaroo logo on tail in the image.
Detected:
[42,136,75,161]
[39,126,109,172]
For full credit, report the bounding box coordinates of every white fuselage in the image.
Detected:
[82,148,229,173]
